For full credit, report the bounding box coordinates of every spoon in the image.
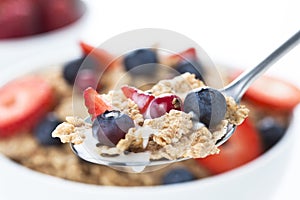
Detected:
[71,30,300,173]
[216,29,300,146]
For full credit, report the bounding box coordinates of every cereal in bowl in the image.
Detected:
[0,43,298,186]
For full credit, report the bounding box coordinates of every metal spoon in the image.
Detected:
[71,30,300,173]
[216,29,300,146]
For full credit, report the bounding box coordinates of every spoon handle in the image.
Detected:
[222,30,300,102]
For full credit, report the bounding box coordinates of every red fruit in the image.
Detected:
[80,41,120,70]
[243,75,300,111]
[168,48,197,64]
[196,118,263,174]
[83,87,112,120]
[39,0,84,32]
[0,0,40,38]
[121,86,155,114]
[74,69,98,92]
[148,94,182,118]
[0,76,54,137]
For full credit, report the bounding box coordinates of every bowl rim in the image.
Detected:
[0,103,298,192]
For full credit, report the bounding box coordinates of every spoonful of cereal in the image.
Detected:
[52,30,300,173]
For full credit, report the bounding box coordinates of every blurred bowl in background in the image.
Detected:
[0,0,88,69]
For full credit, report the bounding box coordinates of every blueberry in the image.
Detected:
[175,60,205,81]
[184,88,227,128]
[123,49,158,75]
[258,117,286,151]
[92,110,135,146]
[63,56,97,85]
[162,168,196,185]
[34,113,63,146]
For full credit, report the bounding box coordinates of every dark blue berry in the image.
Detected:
[63,56,97,85]
[258,117,286,151]
[123,49,158,75]
[162,168,196,185]
[175,60,205,81]
[34,113,63,146]
[184,88,227,128]
[92,110,134,146]
[63,57,85,84]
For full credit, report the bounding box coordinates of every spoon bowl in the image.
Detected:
[70,125,190,173]
[70,115,235,173]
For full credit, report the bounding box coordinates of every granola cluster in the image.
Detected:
[149,72,206,97]
[225,96,250,125]
[52,117,89,145]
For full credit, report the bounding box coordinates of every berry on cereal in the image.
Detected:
[147,93,183,119]
[92,110,135,146]
[83,87,112,120]
[121,85,155,114]
[0,76,54,137]
[184,87,227,127]
[123,48,158,75]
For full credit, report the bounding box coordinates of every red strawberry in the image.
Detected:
[165,48,197,66]
[39,0,84,32]
[229,70,300,111]
[83,87,112,120]
[0,0,40,39]
[196,118,263,174]
[121,86,155,114]
[244,75,300,111]
[80,41,120,70]
[0,76,54,137]
[170,47,196,61]
[147,94,182,118]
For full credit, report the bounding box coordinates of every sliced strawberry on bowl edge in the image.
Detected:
[169,47,196,61]
[83,87,112,120]
[0,76,55,137]
[121,85,155,114]
[196,118,263,175]
[164,47,197,66]
[80,41,120,71]
[243,75,300,111]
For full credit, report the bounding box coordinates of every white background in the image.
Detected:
[1,0,299,199]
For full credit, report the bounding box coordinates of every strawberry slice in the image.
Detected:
[196,118,263,174]
[166,48,197,65]
[121,86,155,114]
[79,41,120,70]
[83,87,112,120]
[0,76,54,137]
[243,75,300,111]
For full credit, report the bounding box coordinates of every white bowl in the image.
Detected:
[0,0,88,69]
[0,56,298,200]
[0,108,298,200]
